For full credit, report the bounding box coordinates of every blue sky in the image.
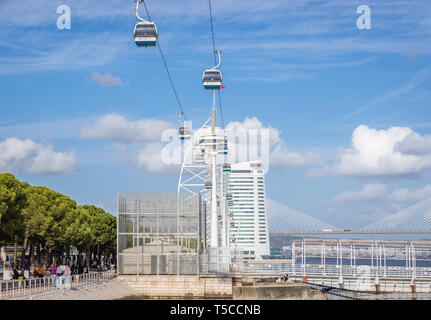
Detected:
[1,0,431,231]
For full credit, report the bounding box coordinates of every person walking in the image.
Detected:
[63,263,71,290]
[56,264,64,289]
[39,265,45,277]
[49,264,57,286]
[12,268,19,280]
[33,267,41,278]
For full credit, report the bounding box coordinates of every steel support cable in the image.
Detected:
[361,197,431,232]
[208,0,225,128]
[141,0,187,121]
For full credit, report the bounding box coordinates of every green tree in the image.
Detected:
[64,206,94,266]
[79,205,116,266]
[21,186,77,267]
[0,173,27,253]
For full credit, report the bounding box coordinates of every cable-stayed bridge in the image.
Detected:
[267,197,431,235]
[256,198,431,293]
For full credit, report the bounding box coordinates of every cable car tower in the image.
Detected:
[177,50,230,250]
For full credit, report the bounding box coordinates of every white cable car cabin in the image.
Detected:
[222,163,231,172]
[217,138,228,154]
[134,22,158,47]
[178,125,191,140]
[195,151,205,164]
[203,50,222,89]
[134,0,158,47]
[202,69,222,90]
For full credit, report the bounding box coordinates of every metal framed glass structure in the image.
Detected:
[117,193,204,275]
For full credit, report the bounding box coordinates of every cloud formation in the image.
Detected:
[132,143,179,174]
[270,143,321,169]
[394,132,431,156]
[225,117,321,170]
[89,72,124,87]
[0,137,77,174]
[334,125,431,179]
[329,183,388,203]
[79,114,319,174]
[329,183,431,204]
[225,117,281,147]
[343,65,431,119]
[79,113,174,144]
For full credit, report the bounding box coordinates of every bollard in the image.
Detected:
[338,275,344,289]
[374,277,380,293]
[410,278,416,293]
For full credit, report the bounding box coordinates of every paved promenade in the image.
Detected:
[8,278,137,300]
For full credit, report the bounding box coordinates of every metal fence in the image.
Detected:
[0,271,115,300]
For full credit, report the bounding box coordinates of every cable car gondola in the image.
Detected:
[222,163,231,172]
[203,69,222,90]
[204,181,212,189]
[203,50,222,89]
[178,125,191,140]
[134,1,158,47]
[195,153,205,164]
[217,137,228,154]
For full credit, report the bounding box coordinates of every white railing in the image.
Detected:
[237,263,431,279]
[200,260,431,279]
[0,271,115,299]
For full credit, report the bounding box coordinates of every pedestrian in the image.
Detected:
[12,268,19,280]
[70,263,76,275]
[49,264,57,286]
[18,269,25,280]
[33,266,42,278]
[56,265,64,289]
[78,264,83,274]
[39,265,45,277]
[63,264,71,290]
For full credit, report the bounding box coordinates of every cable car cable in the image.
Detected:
[208,0,217,66]
[208,0,224,128]
[141,0,187,121]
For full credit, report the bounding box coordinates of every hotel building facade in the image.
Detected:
[228,161,270,259]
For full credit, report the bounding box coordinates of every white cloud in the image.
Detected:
[225,117,320,170]
[225,117,281,147]
[270,143,321,169]
[388,185,431,203]
[79,113,174,144]
[329,184,388,203]
[0,137,77,174]
[79,115,320,173]
[394,132,431,156]
[132,143,179,174]
[335,125,431,179]
[343,65,431,119]
[0,33,127,75]
[329,183,431,204]
[89,72,124,87]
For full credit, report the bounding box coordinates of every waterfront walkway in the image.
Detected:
[1,271,138,300]
[6,278,136,300]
